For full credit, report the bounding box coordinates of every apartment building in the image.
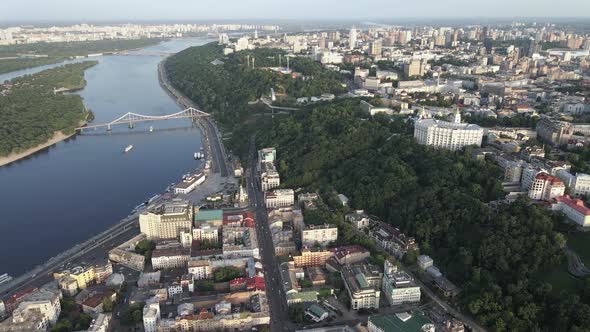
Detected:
[382,260,421,306]
[151,248,190,270]
[264,189,295,208]
[187,260,212,280]
[192,223,219,243]
[556,170,590,197]
[345,210,371,229]
[293,248,332,268]
[53,265,96,290]
[341,263,382,310]
[301,224,338,247]
[331,245,370,265]
[0,290,61,331]
[222,227,260,259]
[143,302,160,332]
[260,162,281,192]
[536,118,572,145]
[528,172,565,200]
[139,199,193,240]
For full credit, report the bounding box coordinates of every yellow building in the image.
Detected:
[53,265,96,290]
[293,248,332,268]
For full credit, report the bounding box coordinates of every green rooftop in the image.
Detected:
[194,209,223,222]
[368,312,433,332]
[307,304,328,317]
[287,291,318,303]
[356,273,369,288]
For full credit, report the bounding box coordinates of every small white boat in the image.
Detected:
[149,126,154,132]
[194,152,198,159]
[124,145,133,153]
[0,273,13,285]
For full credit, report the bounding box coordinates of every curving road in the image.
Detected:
[158,60,230,177]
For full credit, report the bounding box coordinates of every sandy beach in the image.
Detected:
[0,131,74,167]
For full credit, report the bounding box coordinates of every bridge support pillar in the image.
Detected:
[107,124,111,131]
[128,122,134,129]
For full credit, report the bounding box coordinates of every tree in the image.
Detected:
[300,279,313,288]
[288,303,306,324]
[121,303,144,326]
[214,266,242,282]
[50,320,72,332]
[0,62,97,156]
[102,297,114,312]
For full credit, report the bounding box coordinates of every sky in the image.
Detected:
[1,0,590,23]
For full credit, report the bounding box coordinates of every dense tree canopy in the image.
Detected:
[0,61,95,156]
[0,39,163,74]
[166,43,590,331]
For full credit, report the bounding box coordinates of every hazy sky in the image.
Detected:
[1,0,590,22]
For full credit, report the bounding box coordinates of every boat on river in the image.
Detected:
[0,273,13,285]
[124,145,133,153]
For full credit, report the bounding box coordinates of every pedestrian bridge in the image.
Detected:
[77,107,210,131]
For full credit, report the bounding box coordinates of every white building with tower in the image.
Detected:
[414,110,483,151]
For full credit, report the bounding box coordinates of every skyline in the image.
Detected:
[2,0,590,23]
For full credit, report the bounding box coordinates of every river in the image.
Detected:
[0,37,211,276]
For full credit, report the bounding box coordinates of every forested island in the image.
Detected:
[0,61,96,164]
[165,43,590,330]
[0,38,163,74]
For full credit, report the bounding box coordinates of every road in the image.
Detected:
[246,136,292,332]
[1,217,140,300]
[350,226,486,332]
[158,60,231,177]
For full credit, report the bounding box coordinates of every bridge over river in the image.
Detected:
[77,107,210,131]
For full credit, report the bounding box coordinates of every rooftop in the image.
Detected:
[194,209,223,222]
[554,195,590,216]
[416,118,482,131]
[369,312,433,332]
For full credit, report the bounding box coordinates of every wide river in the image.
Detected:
[0,37,210,276]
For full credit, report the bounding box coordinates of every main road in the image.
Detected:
[246,136,292,332]
[158,61,230,177]
[1,216,139,299]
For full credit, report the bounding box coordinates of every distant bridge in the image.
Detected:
[116,50,175,57]
[77,107,210,131]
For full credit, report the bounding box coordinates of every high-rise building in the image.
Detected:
[403,59,426,78]
[369,39,382,56]
[349,27,357,49]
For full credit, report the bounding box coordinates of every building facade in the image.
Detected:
[414,113,483,151]
[264,189,295,208]
[382,261,421,306]
[139,199,193,240]
[528,173,565,200]
[301,224,338,247]
[341,264,382,310]
[151,248,190,270]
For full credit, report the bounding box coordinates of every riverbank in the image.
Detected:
[0,131,74,167]
[0,38,165,75]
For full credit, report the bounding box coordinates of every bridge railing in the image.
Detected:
[77,107,209,130]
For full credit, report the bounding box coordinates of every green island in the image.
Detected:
[165,43,590,330]
[0,38,163,74]
[0,61,97,159]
